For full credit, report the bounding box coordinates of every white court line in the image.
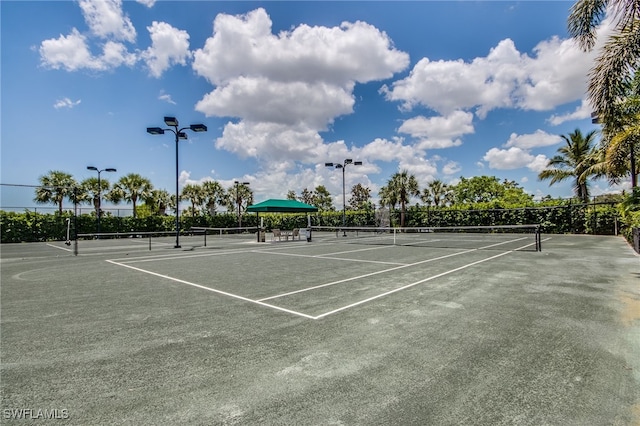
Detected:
[314,250,513,319]
[47,243,72,252]
[315,245,398,257]
[257,248,477,302]
[105,259,316,320]
[111,247,254,263]
[257,250,407,266]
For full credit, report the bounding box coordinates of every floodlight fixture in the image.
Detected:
[164,116,178,127]
[146,127,165,135]
[325,162,334,167]
[178,132,188,140]
[190,124,207,132]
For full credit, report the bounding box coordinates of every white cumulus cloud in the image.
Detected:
[142,21,191,78]
[504,130,562,149]
[398,110,474,149]
[78,0,136,42]
[483,147,548,172]
[192,8,409,160]
[382,36,596,119]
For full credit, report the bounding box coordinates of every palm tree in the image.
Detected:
[385,170,420,227]
[202,180,225,215]
[181,183,205,217]
[421,179,449,207]
[110,173,153,218]
[80,177,111,216]
[538,129,599,203]
[34,170,77,215]
[146,189,172,216]
[568,0,639,119]
[378,184,398,213]
[225,184,253,225]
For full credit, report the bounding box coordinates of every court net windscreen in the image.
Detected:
[310,225,542,252]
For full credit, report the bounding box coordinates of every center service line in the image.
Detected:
[257,248,478,302]
[313,249,514,320]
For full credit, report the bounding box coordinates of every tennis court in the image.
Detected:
[1,231,639,424]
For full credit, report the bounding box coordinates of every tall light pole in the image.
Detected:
[325,159,362,234]
[234,180,250,228]
[87,166,116,235]
[147,116,207,248]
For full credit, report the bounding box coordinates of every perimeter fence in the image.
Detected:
[0,202,622,243]
[0,181,627,243]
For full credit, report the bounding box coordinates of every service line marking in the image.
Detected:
[105,259,316,320]
[257,248,477,302]
[313,238,547,319]
[256,250,407,266]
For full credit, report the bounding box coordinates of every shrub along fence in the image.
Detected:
[0,201,625,244]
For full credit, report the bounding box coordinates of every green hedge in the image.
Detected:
[0,203,628,243]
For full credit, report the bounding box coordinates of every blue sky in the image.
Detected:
[1,0,617,210]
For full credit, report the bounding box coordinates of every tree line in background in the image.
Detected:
[32,171,253,219]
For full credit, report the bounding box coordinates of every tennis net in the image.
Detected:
[71,227,258,254]
[310,225,542,252]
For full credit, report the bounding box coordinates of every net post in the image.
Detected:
[204,229,207,247]
[149,234,152,251]
[73,186,79,256]
[536,225,541,252]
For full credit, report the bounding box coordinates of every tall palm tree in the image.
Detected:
[110,173,153,218]
[146,189,172,216]
[421,179,449,207]
[80,177,111,216]
[202,180,225,215]
[378,184,397,210]
[225,184,253,226]
[34,170,77,215]
[538,129,599,203]
[385,170,420,227]
[568,0,639,119]
[181,183,205,217]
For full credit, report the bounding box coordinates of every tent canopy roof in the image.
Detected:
[246,199,318,213]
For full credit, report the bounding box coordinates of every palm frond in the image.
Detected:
[568,0,608,50]
[588,24,640,116]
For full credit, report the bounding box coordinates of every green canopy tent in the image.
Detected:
[246,199,318,242]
